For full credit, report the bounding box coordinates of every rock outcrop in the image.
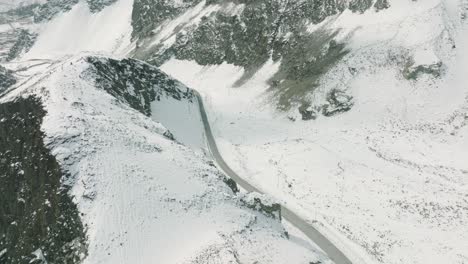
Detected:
[0,97,86,264]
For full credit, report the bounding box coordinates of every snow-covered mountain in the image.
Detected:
[1,0,467,264]
[0,55,328,263]
[0,0,45,12]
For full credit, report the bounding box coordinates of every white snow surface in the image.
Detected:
[2,0,468,263]
[23,0,134,60]
[0,55,328,264]
[159,1,468,264]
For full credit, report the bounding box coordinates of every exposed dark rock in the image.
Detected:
[374,0,390,11]
[146,0,348,68]
[223,177,239,194]
[87,0,118,12]
[241,194,281,220]
[132,0,202,39]
[0,97,86,264]
[5,0,78,23]
[132,1,353,111]
[322,89,354,116]
[163,130,175,140]
[0,66,16,93]
[298,103,319,121]
[165,1,284,69]
[348,0,374,13]
[5,4,41,19]
[403,60,443,80]
[33,0,79,22]
[6,29,37,61]
[85,56,194,116]
[207,160,216,168]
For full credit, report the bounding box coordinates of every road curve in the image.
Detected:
[194,91,354,264]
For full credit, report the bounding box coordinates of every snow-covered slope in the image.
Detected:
[23,0,133,59]
[157,1,468,264]
[0,0,133,62]
[1,0,467,263]
[0,0,46,12]
[0,55,329,263]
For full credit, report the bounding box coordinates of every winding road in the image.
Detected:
[194,91,354,264]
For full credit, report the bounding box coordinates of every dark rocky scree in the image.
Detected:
[86,56,195,116]
[33,0,79,22]
[0,66,16,93]
[0,8,38,62]
[5,4,41,19]
[132,0,384,113]
[131,0,385,41]
[223,177,239,194]
[6,29,37,62]
[132,0,201,38]
[0,97,86,264]
[403,59,443,80]
[297,89,354,120]
[5,0,79,23]
[241,196,282,220]
[5,0,115,22]
[322,88,354,117]
[141,0,349,69]
[86,0,119,12]
[348,0,374,13]
[373,0,390,11]
[298,103,319,121]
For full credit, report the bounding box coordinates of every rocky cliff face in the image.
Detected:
[86,56,194,116]
[0,97,86,264]
[2,0,386,112]
[132,0,387,112]
[6,30,37,62]
[0,66,16,92]
[86,0,118,12]
[131,0,201,38]
[4,0,79,23]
